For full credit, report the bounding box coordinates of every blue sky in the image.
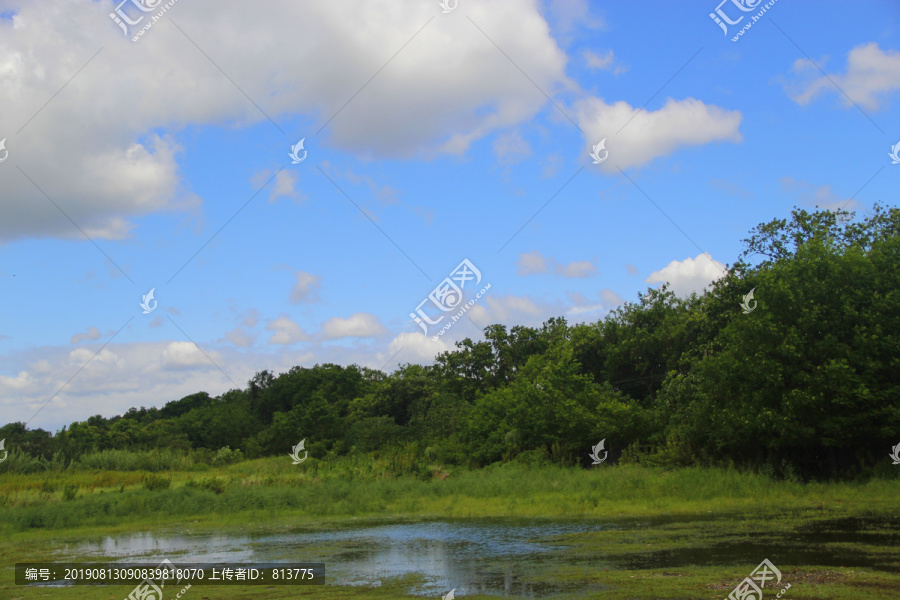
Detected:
[0,0,898,432]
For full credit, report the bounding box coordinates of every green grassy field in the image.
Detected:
[2,457,899,599]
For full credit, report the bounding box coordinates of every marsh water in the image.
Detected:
[58,516,899,597]
[65,519,609,597]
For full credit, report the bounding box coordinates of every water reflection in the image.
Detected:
[72,518,609,597]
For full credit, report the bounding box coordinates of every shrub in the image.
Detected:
[195,478,227,495]
[142,473,171,491]
[211,447,243,467]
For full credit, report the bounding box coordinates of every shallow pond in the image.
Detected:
[56,515,900,597]
[65,518,612,597]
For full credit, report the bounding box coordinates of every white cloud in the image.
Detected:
[574,96,742,171]
[516,250,598,277]
[542,0,606,41]
[516,250,550,275]
[493,130,532,165]
[377,332,450,367]
[222,327,255,348]
[583,49,627,75]
[0,0,571,242]
[565,288,623,316]
[556,260,597,278]
[600,288,624,306]
[267,316,308,345]
[71,326,102,344]
[241,309,260,328]
[644,253,727,299]
[0,370,32,390]
[161,342,212,369]
[322,313,387,339]
[469,294,545,326]
[269,170,300,203]
[289,271,322,303]
[786,42,900,111]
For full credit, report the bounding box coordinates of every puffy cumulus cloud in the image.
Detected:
[0,342,250,431]
[289,271,322,303]
[321,313,387,339]
[516,250,598,277]
[574,96,742,171]
[786,42,900,111]
[779,177,861,214]
[267,316,308,345]
[645,253,727,299]
[0,130,187,242]
[376,332,450,367]
[69,347,124,371]
[161,341,214,369]
[71,326,102,344]
[0,370,33,390]
[0,0,570,242]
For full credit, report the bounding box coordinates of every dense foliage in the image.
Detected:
[2,205,898,480]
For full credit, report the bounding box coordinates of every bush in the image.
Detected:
[142,473,171,491]
[189,477,227,495]
[211,447,243,467]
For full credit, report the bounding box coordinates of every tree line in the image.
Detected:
[2,205,898,480]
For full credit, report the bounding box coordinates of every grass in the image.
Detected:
[2,455,899,598]
[2,457,897,529]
